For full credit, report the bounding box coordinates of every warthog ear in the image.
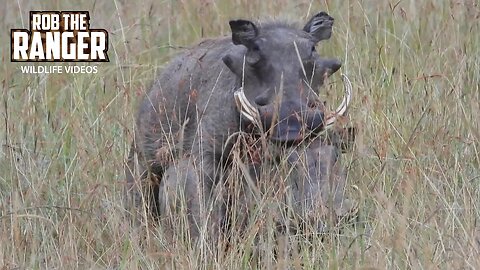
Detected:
[229,19,258,49]
[303,11,334,43]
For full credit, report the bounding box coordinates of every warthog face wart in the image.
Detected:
[223,12,341,143]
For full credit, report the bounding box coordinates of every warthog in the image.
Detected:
[125,11,356,240]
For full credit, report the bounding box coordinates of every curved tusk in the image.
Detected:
[234,88,261,127]
[324,74,352,129]
[235,74,352,132]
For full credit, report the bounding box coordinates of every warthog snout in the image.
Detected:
[256,98,325,143]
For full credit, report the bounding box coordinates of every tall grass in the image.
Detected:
[1,0,479,268]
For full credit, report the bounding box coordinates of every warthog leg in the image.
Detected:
[125,143,162,223]
[158,158,224,242]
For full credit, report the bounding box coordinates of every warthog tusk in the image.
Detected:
[234,88,261,127]
[234,74,352,131]
[324,74,352,129]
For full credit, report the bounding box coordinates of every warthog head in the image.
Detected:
[223,12,346,143]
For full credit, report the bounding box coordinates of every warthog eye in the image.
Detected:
[303,59,315,75]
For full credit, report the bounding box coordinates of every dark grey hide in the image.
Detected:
[125,11,354,240]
